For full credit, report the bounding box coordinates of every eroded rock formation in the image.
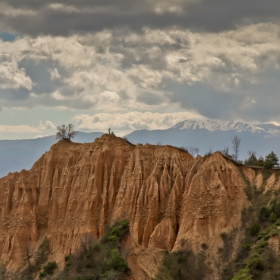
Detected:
[0,134,260,279]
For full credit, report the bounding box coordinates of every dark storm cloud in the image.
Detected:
[1,0,280,36]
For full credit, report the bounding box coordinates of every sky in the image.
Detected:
[0,0,280,139]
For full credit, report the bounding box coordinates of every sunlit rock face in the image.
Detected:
[0,134,251,279]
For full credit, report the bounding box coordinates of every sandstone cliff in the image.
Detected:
[0,134,263,279]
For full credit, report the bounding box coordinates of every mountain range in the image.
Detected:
[0,119,280,178]
[126,119,280,159]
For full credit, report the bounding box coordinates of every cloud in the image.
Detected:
[0,58,33,90]
[48,67,61,80]
[38,120,56,130]
[73,111,204,131]
[0,23,280,123]
[0,0,279,36]
[0,124,39,134]
[0,120,55,134]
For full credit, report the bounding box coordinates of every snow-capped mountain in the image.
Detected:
[256,123,280,135]
[126,119,280,159]
[171,119,279,134]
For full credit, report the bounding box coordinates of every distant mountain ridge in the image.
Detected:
[0,132,103,178]
[126,119,280,161]
[171,119,280,134]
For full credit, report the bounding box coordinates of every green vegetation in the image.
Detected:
[249,223,260,236]
[230,170,280,280]
[264,151,279,168]
[39,261,58,278]
[0,221,130,280]
[232,267,253,280]
[54,219,130,280]
[155,249,210,280]
[244,150,279,168]
[36,237,51,266]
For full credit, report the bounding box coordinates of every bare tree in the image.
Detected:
[232,136,241,161]
[220,147,230,157]
[56,124,77,141]
[204,148,212,156]
[248,150,256,158]
[189,147,200,157]
[23,245,35,268]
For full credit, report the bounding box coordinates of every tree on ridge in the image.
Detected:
[232,136,241,161]
[56,124,77,141]
[264,151,279,168]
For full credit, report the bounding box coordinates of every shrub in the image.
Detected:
[36,237,50,266]
[109,220,130,242]
[257,240,268,249]
[271,199,280,218]
[201,243,208,250]
[250,223,260,236]
[270,212,278,223]
[220,232,227,240]
[259,206,271,222]
[248,254,264,271]
[242,243,252,251]
[232,268,253,280]
[103,249,130,273]
[155,250,210,280]
[54,220,131,280]
[245,185,254,200]
[65,254,73,262]
[40,261,57,278]
[176,251,187,263]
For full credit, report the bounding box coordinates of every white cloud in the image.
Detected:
[0,120,55,134]
[51,91,67,100]
[38,120,56,130]
[73,111,204,131]
[0,59,33,90]
[48,67,61,80]
[0,124,41,134]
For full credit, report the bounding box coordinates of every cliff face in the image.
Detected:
[0,135,253,278]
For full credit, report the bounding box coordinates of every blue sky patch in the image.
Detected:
[0,31,20,42]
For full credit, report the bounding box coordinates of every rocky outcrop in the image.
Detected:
[0,135,256,278]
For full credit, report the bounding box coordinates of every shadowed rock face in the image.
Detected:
[0,134,250,278]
